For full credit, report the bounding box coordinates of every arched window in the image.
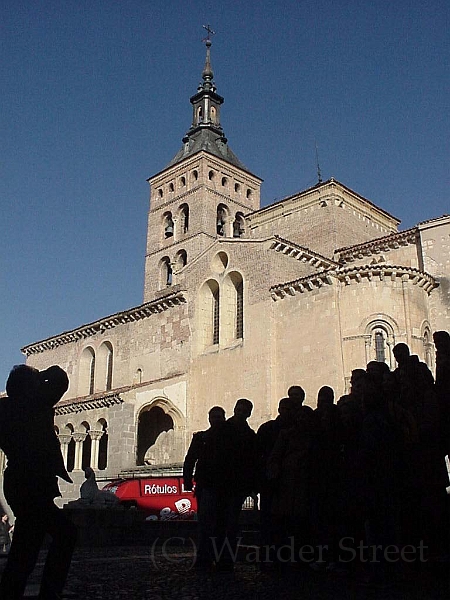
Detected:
[179,204,189,234]
[96,342,114,392]
[163,212,174,239]
[221,177,228,187]
[198,279,220,349]
[236,279,244,339]
[80,347,96,396]
[213,286,220,345]
[175,249,187,269]
[135,368,143,384]
[374,331,386,362]
[208,170,215,181]
[192,169,198,181]
[180,176,186,187]
[198,107,203,123]
[222,272,244,344]
[216,204,228,236]
[160,257,172,288]
[368,324,394,368]
[106,345,113,391]
[233,212,245,238]
[89,353,95,395]
[423,329,433,368]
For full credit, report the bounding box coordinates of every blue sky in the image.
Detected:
[1,0,449,388]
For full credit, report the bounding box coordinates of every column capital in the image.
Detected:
[89,429,104,441]
[72,432,87,444]
[58,434,72,445]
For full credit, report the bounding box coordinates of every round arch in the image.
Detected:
[362,314,398,369]
[136,399,185,466]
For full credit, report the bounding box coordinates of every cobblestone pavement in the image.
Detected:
[1,543,448,600]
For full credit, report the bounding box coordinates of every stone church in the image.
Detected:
[3,41,449,500]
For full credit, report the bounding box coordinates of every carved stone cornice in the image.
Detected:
[22,291,187,356]
[336,228,418,264]
[270,264,438,300]
[55,392,123,416]
[271,272,334,300]
[335,265,437,293]
[269,236,338,270]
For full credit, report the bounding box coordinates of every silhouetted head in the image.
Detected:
[434,331,450,354]
[233,398,253,422]
[317,386,334,409]
[366,361,390,388]
[393,343,410,366]
[287,385,305,407]
[277,397,297,425]
[84,467,95,480]
[350,369,366,399]
[6,364,41,400]
[208,406,226,428]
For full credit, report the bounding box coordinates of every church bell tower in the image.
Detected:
[143,36,262,302]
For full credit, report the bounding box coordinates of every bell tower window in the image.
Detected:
[233,213,245,238]
[163,213,174,239]
[160,257,172,287]
[216,205,227,236]
[179,204,189,234]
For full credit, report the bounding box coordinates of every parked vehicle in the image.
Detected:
[102,476,197,520]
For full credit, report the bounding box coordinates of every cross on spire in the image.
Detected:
[202,24,215,43]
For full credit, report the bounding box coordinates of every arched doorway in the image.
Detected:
[136,405,174,465]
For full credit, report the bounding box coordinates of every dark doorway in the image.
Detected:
[136,406,174,465]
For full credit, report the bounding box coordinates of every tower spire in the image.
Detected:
[164,27,249,172]
[201,25,215,85]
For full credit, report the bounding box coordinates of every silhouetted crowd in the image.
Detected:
[183,331,450,586]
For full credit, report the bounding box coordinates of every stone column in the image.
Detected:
[58,434,72,468]
[88,430,104,470]
[72,432,87,471]
[402,275,412,347]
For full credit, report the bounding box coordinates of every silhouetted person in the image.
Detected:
[336,369,366,565]
[225,399,257,568]
[257,397,298,564]
[310,386,342,570]
[359,376,402,586]
[268,405,317,562]
[434,330,450,458]
[0,364,77,600]
[393,342,410,385]
[184,406,242,571]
